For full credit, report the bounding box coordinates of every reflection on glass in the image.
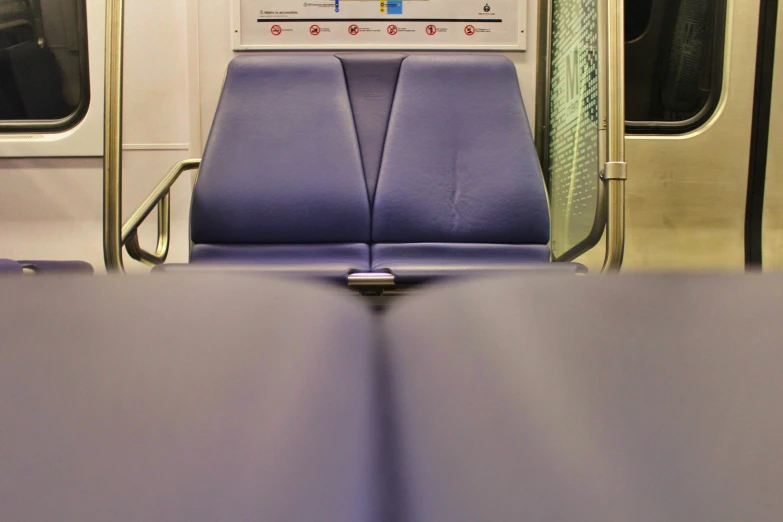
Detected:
[625,0,721,124]
[548,0,601,259]
[0,0,86,124]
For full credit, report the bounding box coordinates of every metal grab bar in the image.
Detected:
[602,178,626,270]
[124,193,169,266]
[601,0,626,272]
[121,158,201,267]
[103,0,197,271]
[103,0,125,272]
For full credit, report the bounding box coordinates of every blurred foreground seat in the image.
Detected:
[2,272,783,521]
[0,274,376,522]
[382,273,783,522]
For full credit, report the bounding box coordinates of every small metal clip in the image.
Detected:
[602,161,627,180]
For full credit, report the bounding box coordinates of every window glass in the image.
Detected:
[626,0,653,41]
[0,0,89,130]
[625,0,726,131]
[547,0,603,260]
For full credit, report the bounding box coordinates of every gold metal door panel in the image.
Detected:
[762,3,783,268]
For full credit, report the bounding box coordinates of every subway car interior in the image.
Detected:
[2,0,783,519]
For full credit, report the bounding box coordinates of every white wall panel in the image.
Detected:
[0,0,196,272]
[123,0,191,148]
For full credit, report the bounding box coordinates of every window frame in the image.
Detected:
[535,0,609,263]
[0,0,91,134]
[625,0,728,135]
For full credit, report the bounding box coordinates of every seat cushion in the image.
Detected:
[17,260,94,274]
[383,273,783,522]
[372,243,574,284]
[0,258,22,274]
[191,55,370,245]
[160,243,370,282]
[0,274,376,522]
[372,55,550,245]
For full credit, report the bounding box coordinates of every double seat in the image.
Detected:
[164,53,570,284]
[3,273,783,520]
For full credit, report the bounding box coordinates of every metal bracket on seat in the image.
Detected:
[347,272,396,288]
[601,161,627,180]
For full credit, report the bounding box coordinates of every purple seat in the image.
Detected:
[336,53,407,200]
[383,274,783,521]
[0,258,22,274]
[0,274,377,522]
[189,55,372,281]
[371,244,573,283]
[371,55,552,283]
[171,54,564,283]
[155,244,369,283]
[18,260,94,274]
[0,259,91,275]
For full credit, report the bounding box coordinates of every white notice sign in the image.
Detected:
[232,0,527,51]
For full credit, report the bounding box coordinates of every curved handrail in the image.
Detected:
[120,158,201,267]
[124,192,169,266]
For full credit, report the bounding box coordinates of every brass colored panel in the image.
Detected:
[762,3,783,269]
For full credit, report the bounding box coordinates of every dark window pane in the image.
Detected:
[0,0,88,130]
[625,0,725,131]
[626,0,653,41]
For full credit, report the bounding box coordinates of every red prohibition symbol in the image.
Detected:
[270,24,282,36]
[387,24,398,35]
[348,24,360,35]
[425,24,437,35]
[309,24,321,35]
[464,25,476,36]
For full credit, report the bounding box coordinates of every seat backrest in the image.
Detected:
[371,55,550,245]
[192,54,549,252]
[336,53,407,199]
[191,55,370,246]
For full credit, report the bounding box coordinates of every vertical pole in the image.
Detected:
[103,0,125,272]
[602,0,627,271]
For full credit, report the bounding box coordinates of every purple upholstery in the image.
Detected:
[190,55,370,246]
[369,55,553,279]
[191,243,368,268]
[372,55,550,245]
[182,54,561,280]
[371,243,573,283]
[0,258,22,274]
[160,244,370,282]
[0,274,377,522]
[384,274,783,521]
[337,53,406,198]
[18,260,94,274]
